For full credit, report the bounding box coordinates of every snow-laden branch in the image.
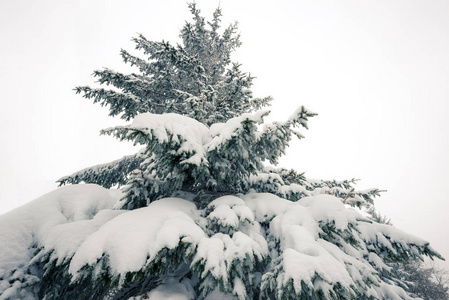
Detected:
[0,186,441,299]
[97,109,318,209]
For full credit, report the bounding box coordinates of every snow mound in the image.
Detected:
[0,184,122,300]
[0,184,121,272]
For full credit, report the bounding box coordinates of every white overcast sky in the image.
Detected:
[1,0,448,267]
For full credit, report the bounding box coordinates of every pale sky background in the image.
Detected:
[0,0,448,269]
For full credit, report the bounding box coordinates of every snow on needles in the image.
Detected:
[207,110,269,151]
[130,113,211,166]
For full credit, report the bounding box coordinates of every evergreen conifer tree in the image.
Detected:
[0,4,444,300]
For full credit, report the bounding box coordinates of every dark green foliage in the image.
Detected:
[386,259,449,300]
[34,241,197,300]
[58,154,143,188]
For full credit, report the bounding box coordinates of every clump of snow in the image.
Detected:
[0,184,122,272]
[277,183,309,197]
[191,195,270,299]
[378,282,415,300]
[130,113,210,166]
[69,198,205,277]
[207,110,269,151]
[207,195,245,209]
[299,194,361,232]
[206,195,255,228]
[131,113,210,145]
[207,205,240,229]
[0,184,122,300]
[263,197,358,296]
[241,193,292,222]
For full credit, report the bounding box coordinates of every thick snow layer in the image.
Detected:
[241,192,292,222]
[0,184,122,273]
[260,195,358,295]
[207,195,255,227]
[69,198,205,277]
[0,185,123,300]
[0,188,440,299]
[299,194,360,232]
[131,113,210,145]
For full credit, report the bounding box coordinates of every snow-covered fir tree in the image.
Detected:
[0,4,444,300]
